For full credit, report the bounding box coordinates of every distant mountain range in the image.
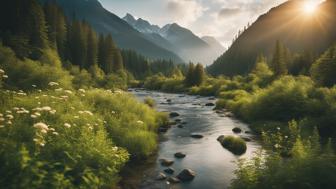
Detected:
[123,13,225,65]
[41,0,184,63]
[208,0,336,76]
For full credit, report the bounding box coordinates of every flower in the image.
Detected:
[274,144,281,149]
[17,92,27,96]
[41,106,52,111]
[0,69,4,74]
[277,127,281,131]
[49,110,56,114]
[48,82,59,87]
[2,75,8,79]
[84,111,93,116]
[64,90,73,94]
[33,122,49,133]
[32,85,37,88]
[78,89,86,93]
[0,118,5,122]
[52,132,59,136]
[136,120,144,125]
[5,110,12,114]
[55,88,63,92]
[31,114,38,119]
[64,123,71,128]
[6,115,14,120]
[7,121,12,125]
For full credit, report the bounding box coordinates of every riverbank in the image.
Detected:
[119,89,260,189]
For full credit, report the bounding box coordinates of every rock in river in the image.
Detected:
[160,159,174,166]
[170,112,180,118]
[205,102,215,106]
[232,127,242,133]
[168,177,180,183]
[177,169,196,182]
[156,172,167,180]
[217,135,225,143]
[174,152,186,159]
[190,133,204,139]
[164,167,175,174]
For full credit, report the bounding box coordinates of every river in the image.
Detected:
[126,89,261,189]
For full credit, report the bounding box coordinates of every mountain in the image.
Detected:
[41,0,183,63]
[208,0,336,76]
[123,14,225,65]
[202,36,226,56]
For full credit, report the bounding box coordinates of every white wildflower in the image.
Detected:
[48,82,59,87]
[84,111,93,116]
[6,115,14,120]
[78,89,86,93]
[0,113,3,117]
[52,132,59,136]
[32,85,37,88]
[111,111,116,114]
[64,123,71,128]
[55,88,63,92]
[2,75,8,79]
[6,121,12,125]
[0,125,4,128]
[41,106,52,111]
[42,95,48,97]
[5,110,12,114]
[33,122,49,133]
[74,116,79,119]
[64,90,73,94]
[274,144,281,149]
[0,118,5,122]
[277,127,281,130]
[17,92,27,96]
[49,110,56,114]
[13,107,20,111]
[35,96,40,99]
[31,114,38,119]
[0,69,4,74]
[136,120,144,125]
[38,89,42,93]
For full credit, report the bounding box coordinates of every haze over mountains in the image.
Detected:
[41,0,184,63]
[123,13,225,65]
[208,0,336,76]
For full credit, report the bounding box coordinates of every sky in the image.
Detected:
[98,0,320,48]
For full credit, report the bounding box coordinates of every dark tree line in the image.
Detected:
[0,0,123,74]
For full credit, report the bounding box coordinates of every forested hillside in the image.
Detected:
[208,0,336,76]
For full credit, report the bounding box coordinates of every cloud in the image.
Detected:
[218,8,241,18]
[166,0,207,26]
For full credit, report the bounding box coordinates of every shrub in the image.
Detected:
[218,136,247,155]
[144,97,156,108]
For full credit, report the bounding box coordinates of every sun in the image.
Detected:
[303,1,319,14]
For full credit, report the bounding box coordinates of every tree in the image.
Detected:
[252,54,273,78]
[311,45,336,87]
[194,63,205,86]
[86,28,98,68]
[270,40,288,77]
[185,63,195,86]
[44,2,67,59]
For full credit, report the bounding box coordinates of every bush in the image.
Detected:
[218,136,247,155]
[231,121,336,189]
[144,97,156,108]
[0,44,73,90]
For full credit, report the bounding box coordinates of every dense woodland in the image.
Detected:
[1,0,336,188]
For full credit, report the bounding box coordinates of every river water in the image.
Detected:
[129,89,261,189]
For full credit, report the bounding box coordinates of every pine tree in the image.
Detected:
[271,40,288,76]
[194,63,205,86]
[311,45,336,87]
[185,63,195,86]
[86,28,98,69]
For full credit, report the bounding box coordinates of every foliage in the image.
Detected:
[231,121,336,189]
[218,136,247,155]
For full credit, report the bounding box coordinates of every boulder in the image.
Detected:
[168,177,180,183]
[177,169,196,182]
[241,137,252,142]
[174,152,186,159]
[190,134,204,139]
[167,99,172,103]
[158,127,168,133]
[175,119,182,122]
[232,127,242,133]
[177,125,184,128]
[217,135,225,143]
[156,172,167,180]
[164,168,175,174]
[160,159,174,167]
[181,122,188,125]
[170,112,180,118]
[205,103,215,106]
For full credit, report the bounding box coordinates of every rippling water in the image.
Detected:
[129,89,261,189]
